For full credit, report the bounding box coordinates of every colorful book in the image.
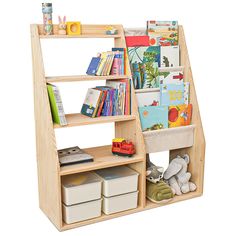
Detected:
[81,88,103,117]
[86,57,101,75]
[47,84,67,126]
[112,48,125,75]
[94,90,107,117]
[139,106,168,131]
[159,67,184,85]
[184,82,190,105]
[147,21,178,46]
[136,89,160,107]
[168,104,192,128]
[125,36,150,47]
[160,84,184,106]
[96,52,108,76]
[160,46,179,67]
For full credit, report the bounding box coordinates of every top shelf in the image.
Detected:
[37,24,123,39]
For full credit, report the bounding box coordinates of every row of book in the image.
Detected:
[86,48,127,76]
[81,80,131,117]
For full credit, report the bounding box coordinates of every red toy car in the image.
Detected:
[112,138,135,157]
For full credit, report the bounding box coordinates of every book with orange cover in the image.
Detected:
[168,104,192,128]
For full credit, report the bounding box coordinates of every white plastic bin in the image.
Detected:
[103,191,138,215]
[96,166,139,197]
[63,199,102,224]
[61,172,102,205]
[143,125,195,153]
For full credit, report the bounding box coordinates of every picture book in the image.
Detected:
[159,67,184,85]
[147,21,178,46]
[160,46,179,67]
[168,104,192,128]
[125,36,150,47]
[136,89,160,107]
[96,52,108,76]
[184,82,190,105]
[81,88,103,117]
[138,106,168,131]
[160,84,184,106]
[47,84,67,126]
[86,57,101,75]
[112,48,125,75]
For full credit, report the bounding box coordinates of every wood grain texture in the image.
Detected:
[31,24,62,230]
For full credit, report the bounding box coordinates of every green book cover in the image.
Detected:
[47,84,67,125]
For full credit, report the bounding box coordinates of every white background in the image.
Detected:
[1,0,236,235]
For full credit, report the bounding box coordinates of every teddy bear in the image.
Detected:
[163,154,196,195]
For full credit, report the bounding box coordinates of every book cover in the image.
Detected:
[138,106,168,131]
[47,84,67,126]
[111,51,120,75]
[94,90,107,117]
[160,84,184,106]
[86,57,101,75]
[160,46,179,67]
[125,36,150,47]
[147,21,178,46]
[96,52,107,76]
[136,89,160,107]
[112,48,125,75]
[81,88,102,117]
[184,82,190,105]
[159,67,184,85]
[168,104,192,128]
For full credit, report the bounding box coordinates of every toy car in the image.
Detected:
[112,138,135,157]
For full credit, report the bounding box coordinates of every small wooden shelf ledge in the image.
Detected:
[60,145,144,176]
[54,113,136,128]
[40,34,122,39]
[135,88,160,93]
[46,75,130,83]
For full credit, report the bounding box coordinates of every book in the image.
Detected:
[112,48,125,75]
[160,46,179,67]
[81,88,103,117]
[160,84,184,106]
[159,67,184,85]
[136,89,160,107]
[184,82,190,105]
[168,104,192,128]
[96,52,108,76]
[94,90,107,117]
[147,21,178,46]
[58,146,94,166]
[86,57,101,75]
[138,106,168,131]
[125,36,150,47]
[119,79,131,115]
[47,84,67,126]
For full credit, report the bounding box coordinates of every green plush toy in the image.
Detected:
[146,180,174,203]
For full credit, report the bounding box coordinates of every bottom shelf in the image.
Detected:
[61,191,202,231]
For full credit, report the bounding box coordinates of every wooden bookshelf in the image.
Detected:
[31,23,205,231]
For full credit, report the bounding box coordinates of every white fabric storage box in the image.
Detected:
[61,172,102,206]
[96,166,139,197]
[143,125,195,153]
[63,199,102,224]
[103,191,138,215]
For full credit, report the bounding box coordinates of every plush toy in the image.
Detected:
[163,154,197,195]
[146,155,173,202]
[58,16,67,35]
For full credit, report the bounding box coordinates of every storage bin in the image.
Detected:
[103,191,138,215]
[63,199,102,224]
[143,124,195,153]
[96,166,139,197]
[61,172,102,205]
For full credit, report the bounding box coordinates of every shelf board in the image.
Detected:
[46,75,130,83]
[54,113,136,129]
[61,192,202,231]
[135,88,160,93]
[60,145,144,176]
[40,34,122,39]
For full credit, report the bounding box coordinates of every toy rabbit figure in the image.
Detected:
[58,16,66,35]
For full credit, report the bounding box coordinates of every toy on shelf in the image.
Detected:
[146,155,173,202]
[42,3,53,35]
[112,138,135,157]
[163,154,197,195]
[106,26,118,35]
[58,16,67,35]
[66,21,81,35]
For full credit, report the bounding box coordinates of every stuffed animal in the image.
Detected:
[163,154,197,195]
[58,16,66,35]
[146,154,173,203]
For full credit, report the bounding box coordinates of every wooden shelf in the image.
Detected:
[46,75,130,83]
[54,113,136,128]
[40,34,121,39]
[135,88,160,93]
[60,145,144,176]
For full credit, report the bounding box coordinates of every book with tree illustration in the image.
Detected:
[138,106,168,131]
[159,67,184,85]
[168,104,192,128]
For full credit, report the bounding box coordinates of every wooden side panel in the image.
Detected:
[31,24,62,230]
[170,26,205,193]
